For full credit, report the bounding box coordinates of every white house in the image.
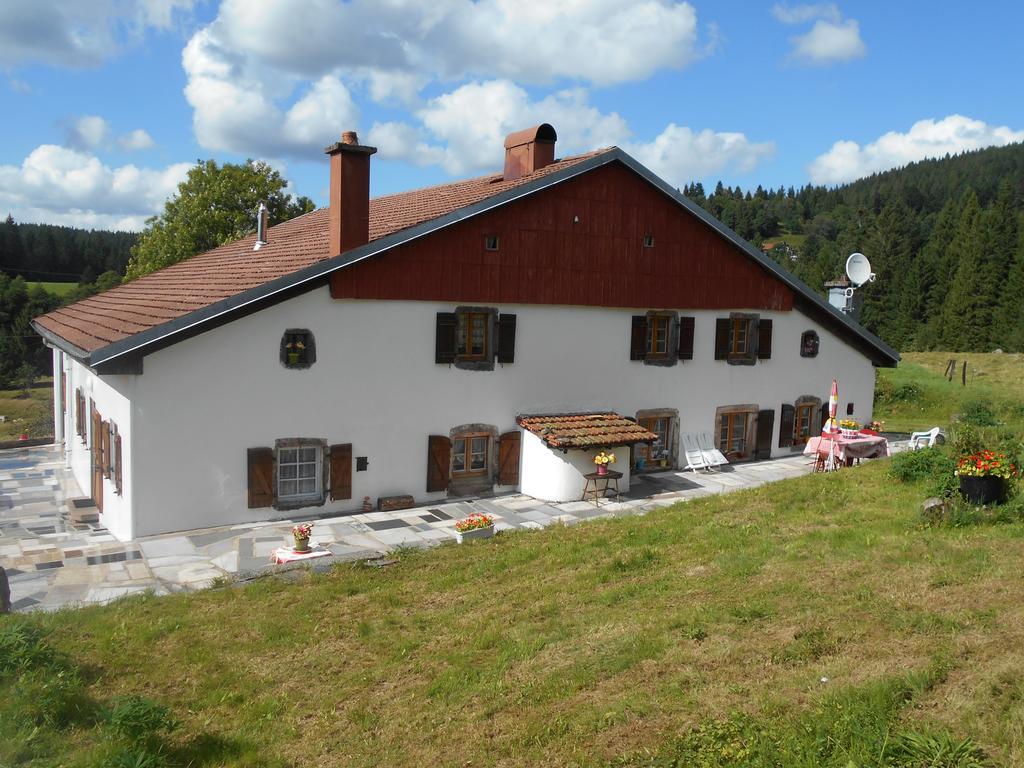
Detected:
[34,124,899,541]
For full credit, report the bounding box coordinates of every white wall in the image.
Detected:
[62,355,137,540]
[520,430,631,502]
[119,288,877,538]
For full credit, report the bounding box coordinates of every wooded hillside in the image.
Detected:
[685,142,1024,352]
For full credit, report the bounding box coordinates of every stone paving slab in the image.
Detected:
[1,442,907,612]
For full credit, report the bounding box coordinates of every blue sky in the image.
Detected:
[1,0,1022,231]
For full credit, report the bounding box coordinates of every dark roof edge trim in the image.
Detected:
[31,320,90,362]
[611,152,900,367]
[87,151,620,367]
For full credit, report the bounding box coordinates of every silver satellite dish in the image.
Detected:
[845,252,875,286]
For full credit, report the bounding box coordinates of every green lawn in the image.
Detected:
[5,460,1023,767]
[875,352,1024,434]
[0,379,52,441]
[26,281,79,297]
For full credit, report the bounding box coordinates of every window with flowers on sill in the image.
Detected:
[280,329,316,369]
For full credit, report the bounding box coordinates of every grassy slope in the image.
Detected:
[26,281,78,297]
[5,460,1024,767]
[875,352,1024,433]
[0,380,52,441]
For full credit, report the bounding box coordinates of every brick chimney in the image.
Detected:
[503,123,557,181]
[324,131,377,255]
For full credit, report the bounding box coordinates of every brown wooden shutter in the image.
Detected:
[496,314,517,364]
[755,409,775,459]
[426,435,451,492]
[247,447,274,508]
[714,318,730,359]
[757,319,773,359]
[100,421,109,477]
[630,316,647,360]
[329,443,352,501]
[435,312,457,364]
[498,431,521,486]
[820,402,831,431]
[779,404,795,447]
[677,316,695,360]
[114,429,123,495]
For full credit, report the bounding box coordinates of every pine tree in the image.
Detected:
[940,191,988,350]
[995,214,1024,351]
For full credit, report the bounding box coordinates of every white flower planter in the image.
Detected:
[455,525,495,544]
[840,428,859,439]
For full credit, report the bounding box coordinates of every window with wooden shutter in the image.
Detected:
[630,316,647,360]
[757,319,773,360]
[820,402,831,432]
[99,420,109,478]
[426,435,451,492]
[329,443,352,501]
[435,313,457,364]
[114,429,123,495]
[714,318,730,360]
[247,447,274,508]
[498,431,521,486]
[755,409,775,459]
[778,404,795,447]
[677,316,695,360]
[497,314,517,364]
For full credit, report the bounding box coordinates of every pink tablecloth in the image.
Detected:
[270,545,333,565]
[803,433,890,462]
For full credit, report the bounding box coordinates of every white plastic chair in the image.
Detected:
[908,427,943,450]
[682,432,710,472]
[697,432,730,468]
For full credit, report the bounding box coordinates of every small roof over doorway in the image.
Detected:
[516,412,657,449]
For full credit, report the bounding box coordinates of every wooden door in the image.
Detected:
[90,402,103,513]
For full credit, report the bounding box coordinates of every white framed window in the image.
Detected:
[278,444,322,503]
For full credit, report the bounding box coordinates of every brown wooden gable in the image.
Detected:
[330,162,794,311]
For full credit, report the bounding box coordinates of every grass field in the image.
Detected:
[26,281,78,297]
[5,458,1023,767]
[875,352,1024,434]
[0,379,52,441]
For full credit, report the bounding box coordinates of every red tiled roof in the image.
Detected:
[34,149,612,355]
[516,413,657,449]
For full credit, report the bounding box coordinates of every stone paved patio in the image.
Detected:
[1,442,886,612]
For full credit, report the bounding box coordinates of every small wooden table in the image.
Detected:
[582,469,623,505]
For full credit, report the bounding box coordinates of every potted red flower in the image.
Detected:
[454,512,494,543]
[956,450,1018,505]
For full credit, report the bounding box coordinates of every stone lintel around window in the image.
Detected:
[635,408,680,467]
[714,404,759,461]
[272,437,329,511]
[453,306,498,371]
[643,310,679,367]
[727,312,759,366]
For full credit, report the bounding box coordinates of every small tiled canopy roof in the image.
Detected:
[517,413,657,449]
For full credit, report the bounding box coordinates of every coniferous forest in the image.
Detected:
[1,141,1023,387]
[684,141,1024,352]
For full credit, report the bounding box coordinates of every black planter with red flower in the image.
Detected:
[959,475,1006,505]
[957,450,1018,505]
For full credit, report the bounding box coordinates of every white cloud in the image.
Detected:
[0,0,197,69]
[0,145,190,230]
[791,19,865,64]
[625,125,775,183]
[66,116,111,150]
[180,0,706,161]
[208,0,701,88]
[771,3,841,24]
[808,115,1024,185]
[366,79,773,185]
[118,129,156,151]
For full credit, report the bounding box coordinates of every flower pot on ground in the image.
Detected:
[956,450,1018,505]
[292,522,314,552]
[454,512,495,543]
[959,475,1007,505]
